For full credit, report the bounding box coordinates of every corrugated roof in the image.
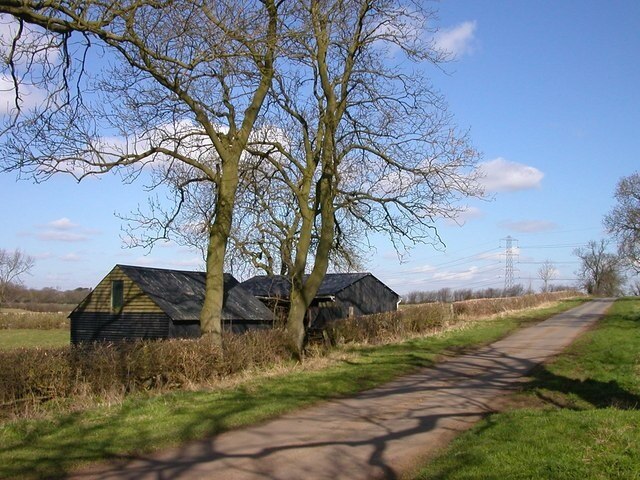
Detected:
[241,273,393,298]
[118,265,274,322]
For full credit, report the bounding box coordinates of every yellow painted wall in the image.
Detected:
[74,266,163,314]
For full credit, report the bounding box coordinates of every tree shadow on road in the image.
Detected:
[525,365,640,410]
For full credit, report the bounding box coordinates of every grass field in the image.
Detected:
[0,299,587,479]
[414,297,640,480]
[0,311,70,330]
[0,329,69,350]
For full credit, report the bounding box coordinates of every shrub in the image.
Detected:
[452,291,579,318]
[0,330,291,418]
[0,291,580,418]
[327,291,581,346]
[326,303,454,345]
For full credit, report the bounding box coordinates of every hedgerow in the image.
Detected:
[0,291,580,418]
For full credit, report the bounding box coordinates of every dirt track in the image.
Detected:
[71,298,613,480]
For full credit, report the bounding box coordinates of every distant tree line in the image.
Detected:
[2,283,91,310]
[402,284,576,305]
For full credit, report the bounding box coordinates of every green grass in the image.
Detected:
[0,329,69,350]
[415,298,640,480]
[0,298,586,479]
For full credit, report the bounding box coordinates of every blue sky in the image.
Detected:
[1,0,639,294]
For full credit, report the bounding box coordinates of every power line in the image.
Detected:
[395,247,502,277]
[393,237,586,293]
[425,247,501,269]
[429,265,503,282]
[458,277,504,289]
[519,261,579,265]
[519,243,588,249]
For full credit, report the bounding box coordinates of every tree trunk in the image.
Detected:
[200,226,226,343]
[285,172,336,356]
[287,289,308,357]
[199,157,240,344]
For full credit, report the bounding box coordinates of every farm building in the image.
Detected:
[70,265,275,343]
[240,273,400,328]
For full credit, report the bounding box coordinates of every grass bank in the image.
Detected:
[415,297,640,480]
[0,329,69,350]
[0,298,586,479]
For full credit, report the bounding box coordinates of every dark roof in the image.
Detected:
[241,273,398,299]
[117,265,274,322]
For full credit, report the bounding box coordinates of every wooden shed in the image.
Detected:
[240,273,400,328]
[70,265,275,343]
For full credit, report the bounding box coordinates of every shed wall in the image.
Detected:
[74,267,164,314]
[70,265,278,343]
[312,276,399,327]
[338,275,399,316]
[225,320,274,334]
[72,315,277,343]
[168,320,201,339]
[70,312,170,343]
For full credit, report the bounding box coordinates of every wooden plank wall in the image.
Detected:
[74,266,163,314]
[71,312,170,343]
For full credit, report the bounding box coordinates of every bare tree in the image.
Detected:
[0,0,280,342]
[574,240,624,296]
[143,148,367,280]
[0,249,35,307]
[537,260,557,292]
[604,172,640,273]
[244,0,481,354]
[1,2,480,356]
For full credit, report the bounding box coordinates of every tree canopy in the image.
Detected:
[0,0,280,341]
[0,248,35,307]
[574,240,624,296]
[605,172,640,273]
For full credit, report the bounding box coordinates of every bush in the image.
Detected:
[0,330,291,418]
[327,291,581,346]
[0,291,581,419]
[327,303,454,345]
[452,291,579,318]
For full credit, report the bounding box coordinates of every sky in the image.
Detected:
[1,0,639,295]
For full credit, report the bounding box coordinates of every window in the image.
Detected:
[111,280,124,313]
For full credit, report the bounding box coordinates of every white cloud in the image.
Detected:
[446,206,483,226]
[33,218,97,243]
[386,276,434,289]
[402,264,437,275]
[434,21,477,58]
[37,231,89,242]
[476,251,504,262]
[60,252,83,262]
[48,217,78,230]
[130,256,158,267]
[0,15,60,115]
[500,220,557,233]
[0,14,60,63]
[432,266,479,281]
[0,74,47,115]
[478,158,544,192]
[168,258,205,269]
